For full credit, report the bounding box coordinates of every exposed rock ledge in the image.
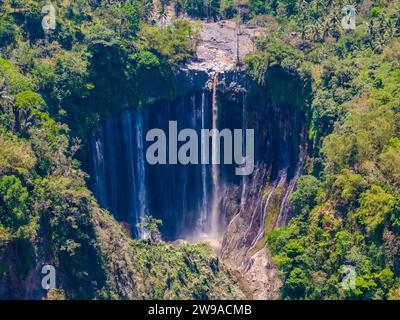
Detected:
[186,19,262,73]
[174,18,262,96]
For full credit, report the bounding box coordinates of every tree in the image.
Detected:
[0,175,30,234]
[139,19,197,65]
[13,91,46,133]
[332,170,366,211]
[284,267,308,298]
[22,2,45,42]
[122,1,140,36]
[355,186,396,235]
[379,138,400,186]
[0,15,16,47]
[286,0,297,16]
[138,215,163,244]
[289,175,320,216]
[389,195,400,234]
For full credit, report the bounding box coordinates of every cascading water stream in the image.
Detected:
[135,107,148,237]
[210,73,221,238]
[198,90,209,233]
[91,109,149,238]
[240,93,247,209]
[223,94,248,238]
[247,170,287,253]
[275,145,305,227]
[121,110,140,234]
[91,130,107,208]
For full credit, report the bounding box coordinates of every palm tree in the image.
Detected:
[158,4,168,26]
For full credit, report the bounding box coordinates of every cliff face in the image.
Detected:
[219,68,308,299]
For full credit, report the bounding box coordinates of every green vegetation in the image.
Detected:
[129,239,244,299]
[176,0,222,18]
[0,0,241,299]
[1,0,399,300]
[250,1,400,300]
[1,0,199,143]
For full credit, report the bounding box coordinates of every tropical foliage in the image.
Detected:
[0,0,399,300]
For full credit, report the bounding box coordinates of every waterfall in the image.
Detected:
[89,82,305,244]
[104,117,119,218]
[135,107,148,237]
[210,73,221,238]
[240,93,247,209]
[198,90,209,232]
[90,93,217,239]
[275,145,305,227]
[90,108,149,238]
[247,170,287,253]
[242,166,268,245]
[121,110,140,235]
[91,129,107,208]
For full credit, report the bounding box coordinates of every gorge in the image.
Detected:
[87,61,310,298]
